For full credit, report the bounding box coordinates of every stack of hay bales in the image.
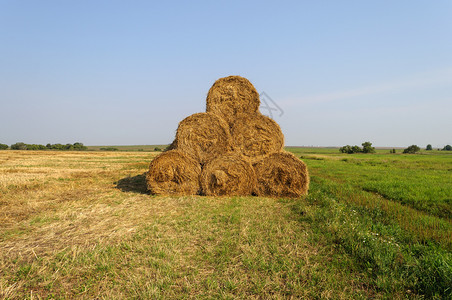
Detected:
[146,75,309,198]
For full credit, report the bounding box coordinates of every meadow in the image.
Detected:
[0,148,450,299]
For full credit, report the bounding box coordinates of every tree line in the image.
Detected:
[339,142,452,154]
[0,142,87,151]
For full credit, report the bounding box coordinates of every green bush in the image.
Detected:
[11,142,27,150]
[362,142,375,153]
[403,145,420,154]
[0,143,8,150]
[426,144,432,151]
[100,147,119,151]
[442,145,452,151]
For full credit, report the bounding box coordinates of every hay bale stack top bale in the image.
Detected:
[231,113,284,164]
[174,112,233,164]
[206,75,260,126]
[200,153,256,196]
[146,150,201,196]
[253,151,310,198]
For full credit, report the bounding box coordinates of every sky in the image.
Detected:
[1,1,451,147]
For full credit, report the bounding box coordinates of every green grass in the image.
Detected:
[0,149,451,299]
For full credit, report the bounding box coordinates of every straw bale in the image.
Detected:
[175,112,233,164]
[146,150,201,195]
[231,113,284,163]
[253,151,309,198]
[206,75,260,125]
[200,154,256,196]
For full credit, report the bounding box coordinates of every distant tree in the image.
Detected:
[26,144,46,150]
[339,145,352,153]
[154,147,162,152]
[100,147,119,151]
[0,143,8,150]
[73,142,87,151]
[362,142,376,153]
[351,145,362,153]
[389,148,396,153]
[442,145,452,151]
[426,144,433,151]
[403,145,420,154]
[11,142,27,150]
[340,145,362,154]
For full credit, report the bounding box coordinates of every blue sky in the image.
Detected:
[1,1,451,147]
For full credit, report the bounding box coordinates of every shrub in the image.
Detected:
[154,147,162,152]
[426,144,432,151]
[100,147,119,151]
[73,142,87,151]
[362,142,375,153]
[442,145,452,151]
[403,145,420,154]
[0,143,8,150]
[11,142,27,150]
[339,145,362,154]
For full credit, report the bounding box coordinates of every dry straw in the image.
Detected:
[146,150,201,196]
[175,112,233,164]
[200,154,257,196]
[253,151,309,198]
[206,75,260,126]
[231,113,284,164]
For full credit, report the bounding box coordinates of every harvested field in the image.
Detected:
[0,149,450,299]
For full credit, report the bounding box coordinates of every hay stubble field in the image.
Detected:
[0,149,451,299]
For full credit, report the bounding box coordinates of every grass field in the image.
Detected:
[0,149,450,299]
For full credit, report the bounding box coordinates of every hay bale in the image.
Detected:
[200,154,256,196]
[231,113,284,164]
[146,150,201,195]
[254,151,309,198]
[206,75,260,125]
[175,112,233,164]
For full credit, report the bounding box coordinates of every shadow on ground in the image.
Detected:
[115,173,149,194]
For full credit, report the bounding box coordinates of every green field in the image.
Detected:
[0,148,450,299]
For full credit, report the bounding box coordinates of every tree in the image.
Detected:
[362,141,375,153]
[154,147,162,152]
[351,145,362,153]
[389,148,396,153]
[403,145,420,154]
[426,144,432,151]
[11,142,27,150]
[0,143,8,150]
[73,142,87,151]
[339,145,362,154]
[442,145,452,151]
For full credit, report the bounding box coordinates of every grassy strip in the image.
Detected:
[292,178,452,298]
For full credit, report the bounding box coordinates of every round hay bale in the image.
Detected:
[146,150,201,196]
[200,154,256,196]
[206,75,260,125]
[175,112,233,164]
[231,113,284,164]
[254,151,309,198]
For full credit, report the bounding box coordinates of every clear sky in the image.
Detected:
[1,1,451,147]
